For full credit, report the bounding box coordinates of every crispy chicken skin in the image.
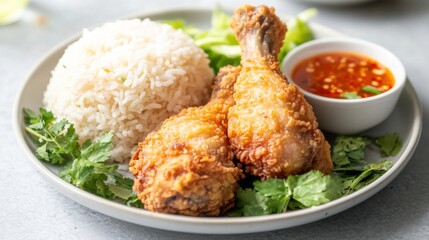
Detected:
[227,5,333,179]
[129,66,241,216]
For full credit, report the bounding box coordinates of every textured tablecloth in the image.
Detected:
[1,0,428,239]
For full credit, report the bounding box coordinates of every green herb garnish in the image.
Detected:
[374,133,403,157]
[332,136,369,167]
[331,134,398,194]
[230,133,401,216]
[340,160,393,194]
[230,171,342,216]
[23,108,79,164]
[23,108,142,206]
[362,85,383,95]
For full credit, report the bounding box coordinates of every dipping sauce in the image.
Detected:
[292,52,395,99]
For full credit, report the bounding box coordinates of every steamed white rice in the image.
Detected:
[43,19,214,162]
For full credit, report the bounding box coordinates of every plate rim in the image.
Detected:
[12,6,423,234]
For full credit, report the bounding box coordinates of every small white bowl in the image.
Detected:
[282,38,406,134]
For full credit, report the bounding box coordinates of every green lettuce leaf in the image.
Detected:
[278,8,317,63]
[165,8,316,73]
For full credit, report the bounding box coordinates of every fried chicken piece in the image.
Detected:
[129,66,241,216]
[227,5,333,179]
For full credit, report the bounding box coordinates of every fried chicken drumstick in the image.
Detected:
[129,66,241,216]
[227,5,333,179]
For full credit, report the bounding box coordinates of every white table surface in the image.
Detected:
[1,0,428,239]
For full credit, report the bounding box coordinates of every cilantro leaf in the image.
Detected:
[23,108,79,165]
[109,184,133,200]
[232,171,341,215]
[59,133,128,200]
[81,132,113,162]
[332,136,369,167]
[234,188,271,216]
[23,108,39,126]
[340,160,393,194]
[35,143,49,161]
[287,171,342,208]
[125,194,144,208]
[59,158,118,199]
[253,178,289,197]
[331,134,399,195]
[254,179,291,213]
[374,133,403,157]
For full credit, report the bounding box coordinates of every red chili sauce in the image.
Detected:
[292,52,395,99]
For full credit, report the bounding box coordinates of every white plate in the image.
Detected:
[13,7,422,234]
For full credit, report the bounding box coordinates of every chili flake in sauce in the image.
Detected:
[292,52,395,99]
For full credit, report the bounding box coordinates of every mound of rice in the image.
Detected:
[44,19,214,162]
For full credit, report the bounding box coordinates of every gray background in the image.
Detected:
[1,0,428,239]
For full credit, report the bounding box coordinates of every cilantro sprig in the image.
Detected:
[230,133,402,216]
[230,171,342,216]
[374,133,403,157]
[23,108,142,207]
[23,108,79,164]
[332,134,402,194]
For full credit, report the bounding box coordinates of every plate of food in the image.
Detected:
[13,4,421,234]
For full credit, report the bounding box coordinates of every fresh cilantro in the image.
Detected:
[80,132,113,163]
[287,171,342,207]
[254,179,291,213]
[374,133,403,157]
[125,194,145,208]
[332,136,369,167]
[23,108,142,207]
[24,108,79,164]
[231,133,402,216]
[338,160,393,194]
[59,132,131,200]
[332,134,400,195]
[232,188,271,216]
[231,171,341,216]
[121,77,126,83]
